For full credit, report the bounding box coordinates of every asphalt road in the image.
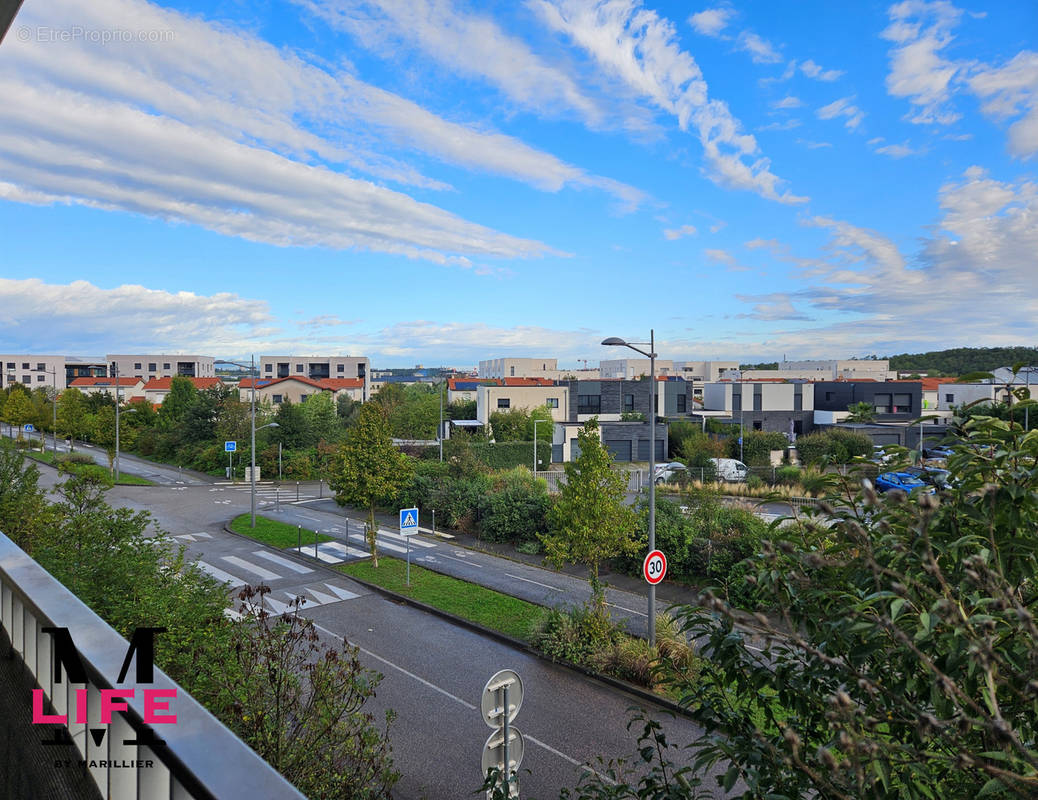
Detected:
[25,460,727,800]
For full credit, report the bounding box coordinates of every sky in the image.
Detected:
[1,0,1036,368]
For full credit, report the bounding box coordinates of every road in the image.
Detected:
[25,458,728,800]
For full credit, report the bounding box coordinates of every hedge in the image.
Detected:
[471,441,551,471]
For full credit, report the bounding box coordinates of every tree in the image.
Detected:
[336,393,361,426]
[570,413,1038,799]
[2,389,34,438]
[302,392,339,444]
[157,377,198,430]
[56,388,88,448]
[272,400,310,449]
[328,403,413,567]
[540,419,638,612]
[489,408,530,442]
[846,400,878,423]
[91,405,118,469]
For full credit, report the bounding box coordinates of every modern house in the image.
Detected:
[476,382,569,424]
[699,380,814,435]
[239,376,364,405]
[143,376,223,404]
[258,355,369,400]
[69,376,147,401]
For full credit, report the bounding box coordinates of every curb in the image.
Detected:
[219,520,693,721]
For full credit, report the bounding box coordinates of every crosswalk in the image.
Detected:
[212,482,320,504]
[223,582,361,620]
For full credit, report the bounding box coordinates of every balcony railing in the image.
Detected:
[0,531,306,800]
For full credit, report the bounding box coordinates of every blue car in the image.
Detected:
[875,471,935,494]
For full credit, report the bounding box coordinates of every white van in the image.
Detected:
[709,458,749,482]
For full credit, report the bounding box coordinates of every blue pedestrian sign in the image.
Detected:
[23,424,35,433]
[225,441,237,452]
[399,507,419,536]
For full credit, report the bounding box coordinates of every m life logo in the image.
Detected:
[32,626,176,762]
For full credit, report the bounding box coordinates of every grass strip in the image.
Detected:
[229,513,333,549]
[23,450,156,485]
[339,557,549,642]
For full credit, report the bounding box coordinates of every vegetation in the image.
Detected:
[846,400,878,422]
[886,345,1038,375]
[793,427,872,465]
[228,513,333,549]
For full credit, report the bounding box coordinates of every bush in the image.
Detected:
[428,474,492,532]
[515,539,542,555]
[56,452,95,466]
[470,441,548,470]
[534,605,620,666]
[730,430,788,466]
[479,468,552,544]
[794,428,873,466]
[775,465,801,485]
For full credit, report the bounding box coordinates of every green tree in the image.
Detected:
[56,388,89,448]
[336,392,361,426]
[157,376,198,430]
[489,408,531,442]
[302,391,340,444]
[540,419,638,612]
[272,400,310,449]
[2,389,34,438]
[91,405,118,469]
[328,403,413,567]
[846,400,878,422]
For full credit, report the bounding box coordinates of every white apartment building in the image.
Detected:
[600,359,737,381]
[0,355,68,391]
[259,356,370,400]
[479,358,557,379]
[779,359,895,381]
[107,354,215,382]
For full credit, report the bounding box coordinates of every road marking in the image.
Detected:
[221,555,280,581]
[378,529,436,548]
[525,734,616,785]
[606,602,647,617]
[312,624,477,709]
[253,550,313,574]
[438,553,482,567]
[323,583,360,601]
[196,560,244,587]
[505,573,561,591]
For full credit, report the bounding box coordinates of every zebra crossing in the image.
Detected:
[212,482,320,504]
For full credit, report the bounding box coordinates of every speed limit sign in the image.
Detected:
[643,550,667,585]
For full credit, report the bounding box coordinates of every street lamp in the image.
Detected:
[603,330,657,647]
[223,356,266,528]
[29,364,59,453]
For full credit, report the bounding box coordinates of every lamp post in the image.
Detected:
[439,379,444,463]
[30,364,59,453]
[603,330,657,646]
[533,418,541,473]
[224,357,268,528]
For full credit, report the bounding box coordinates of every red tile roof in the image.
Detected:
[143,377,223,391]
[69,377,142,387]
[242,376,363,391]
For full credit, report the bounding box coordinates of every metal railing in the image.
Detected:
[0,531,306,800]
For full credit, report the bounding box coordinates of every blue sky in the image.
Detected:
[1,0,1036,367]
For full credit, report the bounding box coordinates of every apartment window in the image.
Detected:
[149,363,157,372]
[5,362,13,369]
[732,392,741,412]
[37,375,45,382]
[36,363,45,371]
[622,394,635,412]
[21,376,30,383]
[510,366,515,376]
[753,393,763,411]
[676,395,686,413]
[272,394,283,404]
[21,362,29,369]
[300,394,308,402]
[296,364,304,373]
[337,364,344,372]
[163,362,170,370]
[873,393,893,413]
[893,393,912,413]
[945,393,954,403]
[134,362,142,370]
[546,397,559,408]
[265,364,272,372]
[825,391,835,402]
[497,398,510,409]
[577,395,601,414]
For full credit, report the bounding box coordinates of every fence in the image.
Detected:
[534,469,646,494]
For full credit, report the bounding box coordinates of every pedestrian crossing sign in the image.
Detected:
[399,507,419,535]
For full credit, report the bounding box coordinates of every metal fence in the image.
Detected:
[534,469,647,493]
[0,531,306,800]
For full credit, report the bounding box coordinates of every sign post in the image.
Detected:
[481,669,524,798]
[225,441,236,481]
[399,507,419,586]
[643,549,667,585]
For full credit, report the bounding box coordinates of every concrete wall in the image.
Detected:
[935,383,1000,410]
[476,385,569,423]
[0,355,67,391]
[479,358,558,379]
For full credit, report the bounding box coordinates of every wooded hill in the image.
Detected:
[886,347,1038,376]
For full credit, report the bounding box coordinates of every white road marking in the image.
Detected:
[524,734,616,785]
[378,529,436,548]
[606,602,647,617]
[221,556,280,581]
[298,514,321,522]
[253,550,313,574]
[505,573,561,591]
[307,587,339,606]
[438,553,482,567]
[324,583,360,601]
[196,561,244,587]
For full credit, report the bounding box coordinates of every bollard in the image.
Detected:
[297,524,301,554]
[276,488,280,513]
[296,481,299,501]
[319,480,323,499]
[314,528,319,560]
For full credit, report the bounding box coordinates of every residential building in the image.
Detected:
[0,355,68,391]
[814,381,921,423]
[64,357,107,384]
[552,419,668,463]
[479,357,557,379]
[260,355,369,399]
[69,376,147,401]
[476,383,569,425]
[780,359,895,381]
[935,382,1002,411]
[368,373,436,395]
[143,376,223,404]
[559,377,692,423]
[240,376,364,406]
[599,358,676,379]
[700,380,814,435]
[107,354,215,382]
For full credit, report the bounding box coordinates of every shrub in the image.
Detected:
[794,428,873,466]
[730,430,788,466]
[471,441,548,470]
[533,605,620,666]
[479,468,551,544]
[775,465,801,486]
[515,539,542,555]
[57,452,95,466]
[745,474,764,490]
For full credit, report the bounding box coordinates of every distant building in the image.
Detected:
[239,376,364,406]
[107,354,215,382]
[143,376,223,404]
[259,356,370,400]
[0,355,68,391]
[64,357,107,384]
[779,359,894,381]
[476,383,569,425]
[69,376,147,401]
[700,380,814,435]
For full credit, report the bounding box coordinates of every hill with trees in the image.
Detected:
[886,346,1038,375]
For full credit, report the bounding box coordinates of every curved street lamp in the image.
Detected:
[602,330,657,646]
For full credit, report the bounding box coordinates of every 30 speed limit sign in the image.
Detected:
[643,550,667,584]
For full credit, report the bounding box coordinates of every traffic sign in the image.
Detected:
[481,670,523,728]
[23,424,35,433]
[643,550,667,585]
[224,441,237,452]
[481,728,524,779]
[399,507,419,535]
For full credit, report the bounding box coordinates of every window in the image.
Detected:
[732,392,741,412]
[36,363,45,371]
[5,362,13,369]
[163,362,170,370]
[37,375,45,382]
[753,420,762,430]
[892,393,912,413]
[272,394,283,404]
[945,393,954,403]
[510,366,515,376]
[134,362,142,370]
[265,364,272,371]
[825,391,835,402]
[149,363,157,372]
[21,362,29,369]
[497,397,510,409]
[873,393,893,413]
[622,393,635,412]
[21,376,30,383]
[296,364,303,372]
[753,393,762,411]
[577,395,601,414]
[546,397,559,408]
[676,395,686,413]
[300,394,308,402]
[337,364,344,372]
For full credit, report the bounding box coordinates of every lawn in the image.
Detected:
[229,513,334,549]
[23,450,155,485]
[339,557,549,642]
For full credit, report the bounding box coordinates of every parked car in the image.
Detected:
[654,462,687,484]
[708,458,749,482]
[922,445,955,460]
[875,471,935,495]
[903,465,953,489]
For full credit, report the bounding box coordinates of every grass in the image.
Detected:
[229,513,333,549]
[339,557,550,642]
[23,450,156,485]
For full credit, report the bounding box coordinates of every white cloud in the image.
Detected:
[704,248,749,271]
[969,51,1038,158]
[735,292,812,320]
[874,141,918,157]
[531,0,807,205]
[817,96,866,130]
[797,139,833,149]
[772,96,802,109]
[798,59,844,82]
[736,31,782,64]
[688,8,734,37]
[759,119,801,131]
[664,224,698,240]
